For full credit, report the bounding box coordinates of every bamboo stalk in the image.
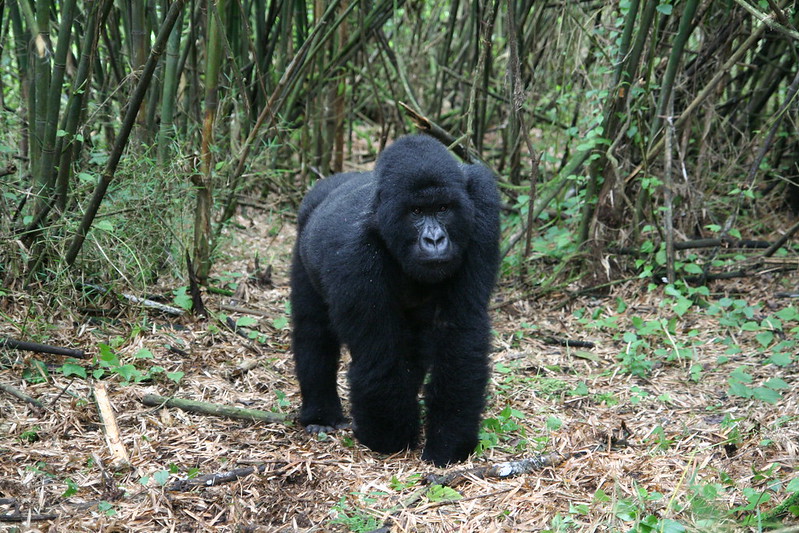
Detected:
[65,0,187,266]
[157,6,184,165]
[649,0,699,144]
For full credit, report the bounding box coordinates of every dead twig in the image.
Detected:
[0,512,59,522]
[167,461,290,491]
[140,393,290,424]
[425,452,566,487]
[0,383,45,410]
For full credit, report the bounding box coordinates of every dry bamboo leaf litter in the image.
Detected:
[1,211,798,531]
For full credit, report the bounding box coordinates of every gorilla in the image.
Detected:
[290,135,500,466]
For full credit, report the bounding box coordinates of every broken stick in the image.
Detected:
[0,383,45,410]
[94,383,131,469]
[425,452,566,486]
[141,394,289,424]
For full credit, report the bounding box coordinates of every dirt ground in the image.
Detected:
[1,207,798,532]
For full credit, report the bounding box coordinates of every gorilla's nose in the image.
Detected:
[423,233,446,249]
[421,224,449,254]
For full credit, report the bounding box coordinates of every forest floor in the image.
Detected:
[1,204,798,532]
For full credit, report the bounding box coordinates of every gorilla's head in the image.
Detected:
[374,136,476,284]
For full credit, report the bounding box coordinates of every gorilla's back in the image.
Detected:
[297,171,377,293]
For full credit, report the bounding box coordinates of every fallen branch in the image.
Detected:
[219,304,271,317]
[0,512,59,522]
[121,293,185,316]
[0,383,45,410]
[763,217,799,257]
[82,283,185,316]
[0,337,86,358]
[425,452,566,487]
[167,461,289,491]
[542,336,595,349]
[140,394,290,424]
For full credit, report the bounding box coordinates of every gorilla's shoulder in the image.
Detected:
[297,172,372,229]
[462,162,500,205]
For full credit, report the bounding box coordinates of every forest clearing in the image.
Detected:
[2,0,799,531]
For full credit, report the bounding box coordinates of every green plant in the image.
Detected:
[19,426,42,443]
[329,492,383,532]
[476,405,528,455]
[727,366,789,404]
[426,484,462,502]
[97,500,117,517]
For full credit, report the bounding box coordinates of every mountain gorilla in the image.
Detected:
[291,135,500,466]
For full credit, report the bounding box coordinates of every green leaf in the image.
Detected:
[775,307,798,321]
[755,331,774,347]
[426,484,462,502]
[752,387,781,404]
[730,367,753,383]
[764,378,790,390]
[114,364,142,382]
[728,381,752,398]
[166,371,184,383]
[236,316,258,327]
[98,501,116,516]
[658,518,686,533]
[97,344,120,367]
[61,363,87,379]
[767,352,793,367]
[656,3,673,15]
[172,287,192,311]
[62,478,79,498]
[272,316,289,329]
[546,416,563,431]
[153,470,171,485]
[135,348,154,359]
[682,263,703,274]
[95,219,114,232]
[571,382,589,396]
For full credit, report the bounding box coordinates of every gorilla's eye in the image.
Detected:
[411,207,422,215]
[438,205,449,212]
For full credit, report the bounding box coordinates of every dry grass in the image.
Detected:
[1,208,798,532]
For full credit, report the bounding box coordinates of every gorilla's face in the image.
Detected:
[374,139,476,284]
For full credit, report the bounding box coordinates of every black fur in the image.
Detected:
[290,135,500,466]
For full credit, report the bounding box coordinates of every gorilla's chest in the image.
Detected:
[399,282,449,328]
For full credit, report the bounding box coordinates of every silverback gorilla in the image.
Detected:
[290,135,500,466]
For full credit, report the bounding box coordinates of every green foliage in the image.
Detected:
[329,492,383,532]
[62,477,79,498]
[18,426,42,443]
[476,405,527,455]
[577,285,797,408]
[425,484,462,502]
[172,287,193,311]
[389,474,422,491]
[53,342,184,386]
[97,501,117,517]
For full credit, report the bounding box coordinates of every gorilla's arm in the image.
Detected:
[421,305,492,465]
[422,162,500,466]
[324,243,426,455]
